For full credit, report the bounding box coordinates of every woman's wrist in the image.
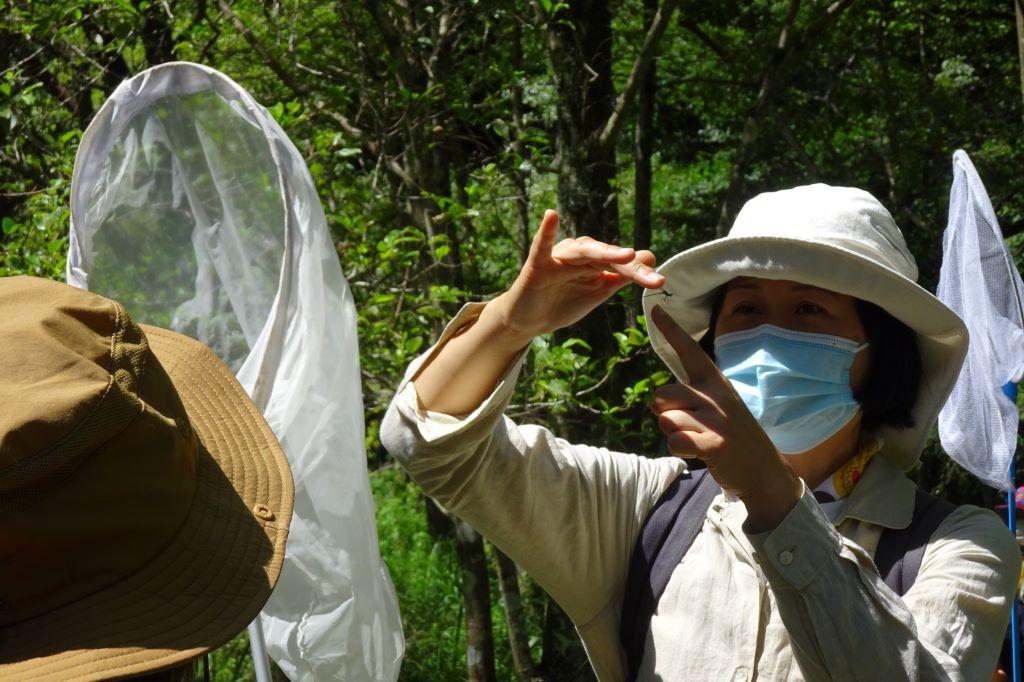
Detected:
[480,292,539,350]
[740,469,804,534]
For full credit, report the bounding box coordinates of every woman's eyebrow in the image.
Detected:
[724,282,762,293]
[788,284,840,299]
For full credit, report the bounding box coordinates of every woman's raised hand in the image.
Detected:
[412,209,663,415]
[490,210,665,341]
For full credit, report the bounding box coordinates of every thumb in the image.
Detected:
[651,305,718,385]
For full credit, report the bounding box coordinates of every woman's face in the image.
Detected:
[713,277,870,393]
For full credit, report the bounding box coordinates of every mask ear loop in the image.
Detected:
[851,340,877,454]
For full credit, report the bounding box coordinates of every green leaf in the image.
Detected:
[561,338,592,352]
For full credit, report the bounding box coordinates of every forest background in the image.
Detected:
[3,0,1024,680]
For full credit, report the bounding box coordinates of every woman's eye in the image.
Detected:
[796,302,825,314]
[732,303,760,315]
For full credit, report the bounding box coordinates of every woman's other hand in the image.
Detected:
[650,305,803,533]
[488,210,664,340]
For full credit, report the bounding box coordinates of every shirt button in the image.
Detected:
[779,550,794,566]
[732,668,749,682]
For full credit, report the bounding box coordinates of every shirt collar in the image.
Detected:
[829,454,916,529]
[811,436,878,522]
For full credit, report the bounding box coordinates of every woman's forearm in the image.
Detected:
[412,294,533,416]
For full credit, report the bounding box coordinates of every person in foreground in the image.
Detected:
[382,184,1020,680]
[0,276,294,681]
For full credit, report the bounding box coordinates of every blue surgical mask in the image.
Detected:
[713,324,869,454]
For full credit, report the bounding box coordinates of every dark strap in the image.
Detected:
[874,489,957,596]
[619,469,717,681]
[620,479,955,679]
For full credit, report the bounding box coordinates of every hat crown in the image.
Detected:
[730,184,919,281]
[0,276,198,627]
[0,277,146,471]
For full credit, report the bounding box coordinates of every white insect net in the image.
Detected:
[937,150,1024,491]
[67,62,403,680]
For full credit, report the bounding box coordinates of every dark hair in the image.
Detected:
[698,287,922,435]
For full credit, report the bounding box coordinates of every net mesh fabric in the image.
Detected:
[68,63,403,680]
[71,89,284,373]
[936,150,1024,491]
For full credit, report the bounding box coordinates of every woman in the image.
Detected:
[382,184,1019,680]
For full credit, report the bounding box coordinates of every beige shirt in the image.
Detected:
[380,304,1021,681]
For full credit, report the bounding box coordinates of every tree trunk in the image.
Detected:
[544,1,618,240]
[633,0,657,314]
[539,594,595,681]
[454,519,498,682]
[544,0,621,362]
[493,545,538,681]
[135,0,177,65]
[533,1,680,673]
[1016,0,1024,122]
[512,19,532,266]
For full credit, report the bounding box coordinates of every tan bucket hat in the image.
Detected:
[642,184,968,471]
[0,276,294,680]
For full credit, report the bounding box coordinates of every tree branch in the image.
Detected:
[714,0,857,235]
[598,0,681,150]
[772,109,822,180]
[679,18,730,63]
[217,0,308,95]
[714,0,803,235]
[362,0,420,88]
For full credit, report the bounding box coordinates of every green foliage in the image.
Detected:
[0,184,69,279]
[372,468,468,680]
[3,0,1024,678]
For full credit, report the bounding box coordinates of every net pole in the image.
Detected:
[248,618,273,682]
[1004,381,1021,682]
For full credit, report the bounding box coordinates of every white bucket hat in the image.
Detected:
[642,183,968,471]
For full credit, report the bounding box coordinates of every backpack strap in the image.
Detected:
[619,468,718,681]
[874,489,957,596]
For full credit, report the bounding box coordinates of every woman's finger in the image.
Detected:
[665,429,725,460]
[552,236,636,265]
[525,209,560,267]
[665,430,703,459]
[623,249,656,268]
[572,250,662,289]
[652,383,719,416]
[657,409,709,436]
[607,254,664,288]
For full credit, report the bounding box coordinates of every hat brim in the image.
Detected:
[642,235,968,472]
[0,327,293,680]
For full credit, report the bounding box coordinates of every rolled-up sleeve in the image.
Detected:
[746,484,1020,681]
[380,304,686,627]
